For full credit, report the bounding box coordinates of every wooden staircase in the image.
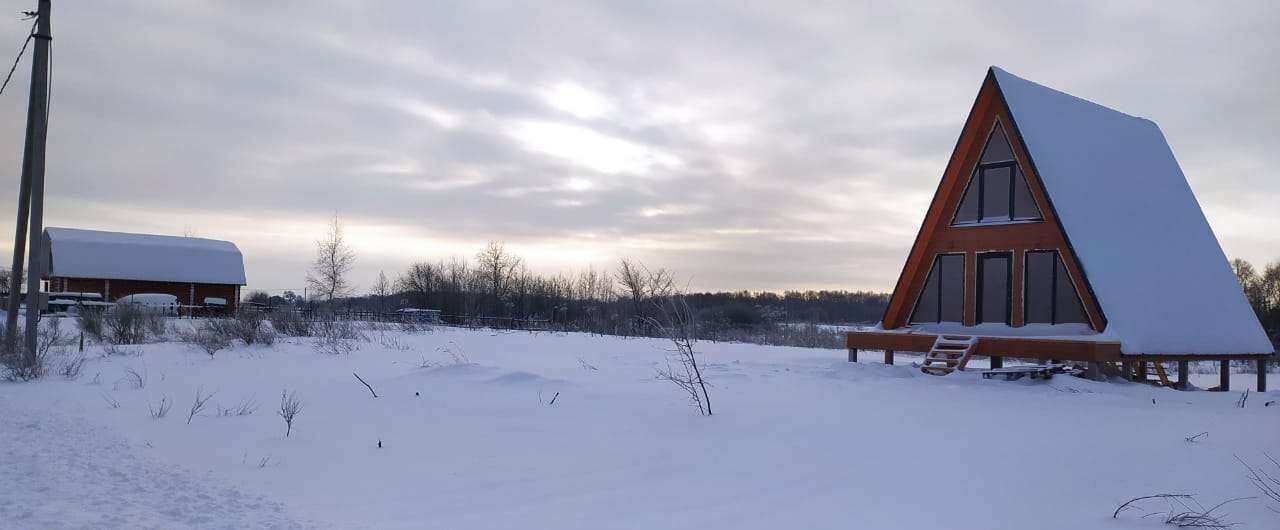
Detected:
[1133,361,1172,386]
[921,335,978,376]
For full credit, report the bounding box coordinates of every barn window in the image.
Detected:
[1024,250,1088,325]
[953,124,1043,225]
[910,254,965,324]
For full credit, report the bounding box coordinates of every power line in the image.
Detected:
[0,18,36,97]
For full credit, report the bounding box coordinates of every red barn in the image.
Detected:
[41,227,247,315]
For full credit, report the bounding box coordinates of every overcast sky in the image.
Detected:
[0,1,1276,294]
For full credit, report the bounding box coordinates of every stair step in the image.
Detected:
[934,343,970,351]
[925,357,961,364]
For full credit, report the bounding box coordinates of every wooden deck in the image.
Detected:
[845,330,1121,362]
[846,330,1271,391]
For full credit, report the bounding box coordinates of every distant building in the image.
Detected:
[41,227,247,315]
[396,308,442,323]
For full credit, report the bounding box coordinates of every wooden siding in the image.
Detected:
[53,277,238,315]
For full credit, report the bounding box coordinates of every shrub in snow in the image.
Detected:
[103,304,164,345]
[1239,455,1280,513]
[148,395,172,419]
[311,312,366,355]
[230,309,275,346]
[278,390,302,437]
[58,351,87,380]
[1,317,71,381]
[184,321,232,357]
[77,307,105,340]
[216,397,260,417]
[186,387,215,424]
[202,310,276,347]
[120,365,147,389]
[268,308,313,337]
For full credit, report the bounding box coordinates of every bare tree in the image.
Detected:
[278,389,302,437]
[616,259,648,324]
[370,270,391,313]
[476,241,521,315]
[306,215,356,303]
[644,269,712,416]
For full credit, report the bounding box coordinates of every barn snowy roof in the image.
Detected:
[43,227,246,285]
[991,67,1273,355]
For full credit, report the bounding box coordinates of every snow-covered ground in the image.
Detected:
[1,322,1277,529]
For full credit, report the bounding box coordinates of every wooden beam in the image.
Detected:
[990,355,1003,369]
[847,331,936,353]
[1219,360,1230,392]
[1177,361,1189,390]
[1258,358,1267,393]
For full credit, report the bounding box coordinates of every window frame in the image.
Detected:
[1022,249,1089,325]
[953,160,1034,226]
[950,121,1042,227]
[908,252,966,324]
[976,251,1013,325]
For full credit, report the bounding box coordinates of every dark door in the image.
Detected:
[977,252,1012,325]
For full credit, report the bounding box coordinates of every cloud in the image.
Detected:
[0,0,1275,294]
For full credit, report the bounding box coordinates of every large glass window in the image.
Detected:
[977,253,1011,324]
[910,254,965,324]
[952,124,1043,225]
[1024,250,1089,325]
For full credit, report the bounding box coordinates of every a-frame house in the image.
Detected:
[846,67,1274,390]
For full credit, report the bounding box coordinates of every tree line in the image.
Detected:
[247,216,888,337]
[1232,258,1280,347]
[348,241,887,334]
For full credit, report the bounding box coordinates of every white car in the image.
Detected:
[115,293,179,316]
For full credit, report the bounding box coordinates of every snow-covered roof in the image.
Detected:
[991,67,1273,355]
[43,228,247,285]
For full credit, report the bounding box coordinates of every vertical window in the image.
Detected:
[910,254,965,324]
[1011,167,1039,220]
[977,253,1011,325]
[1053,258,1088,324]
[1024,250,1089,325]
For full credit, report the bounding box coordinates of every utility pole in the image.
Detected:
[6,0,51,367]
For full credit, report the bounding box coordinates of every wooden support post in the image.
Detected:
[990,356,1003,369]
[847,348,858,363]
[1121,361,1134,381]
[1136,361,1148,382]
[1177,361,1189,390]
[1258,358,1267,393]
[883,350,894,365]
[1219,360,1230,392]
[1085,362,1101,381]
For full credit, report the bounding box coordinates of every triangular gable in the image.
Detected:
[882,69,1105,332]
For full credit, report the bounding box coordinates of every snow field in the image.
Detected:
[1,323,1277,529]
